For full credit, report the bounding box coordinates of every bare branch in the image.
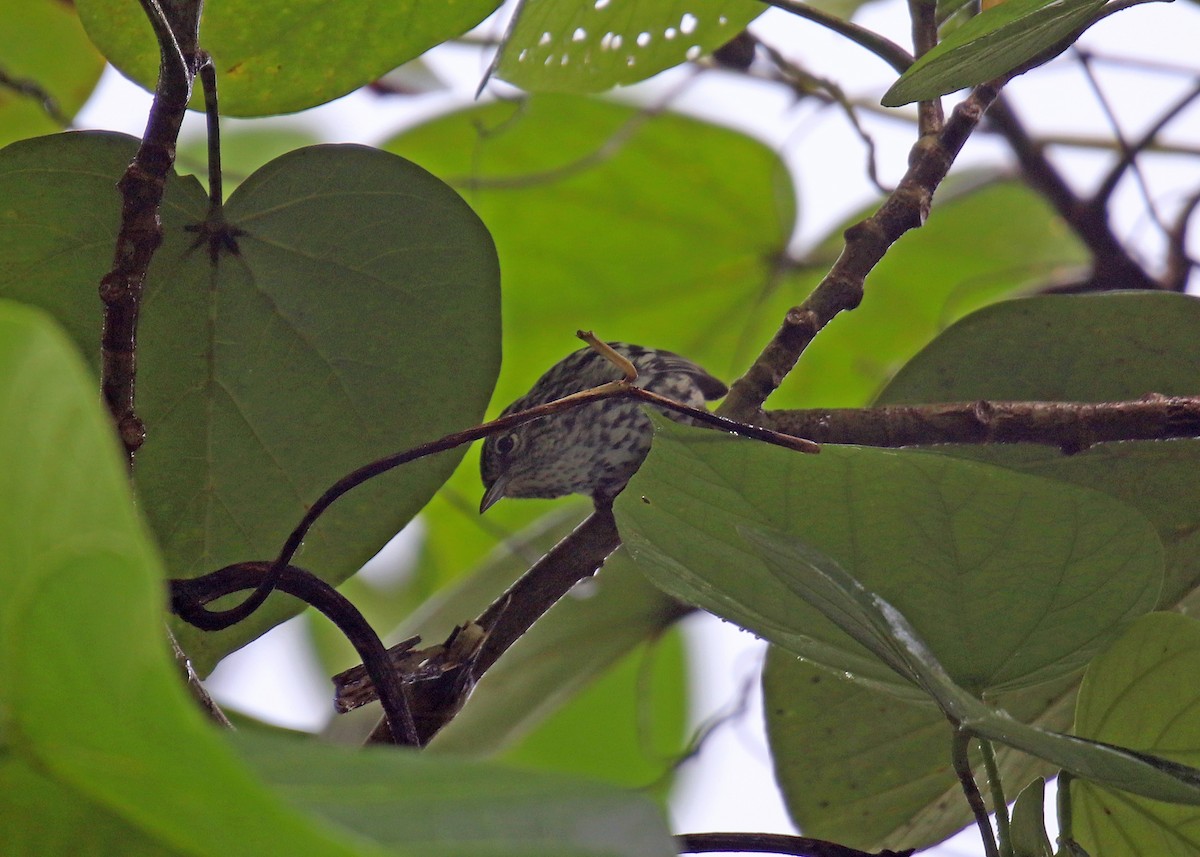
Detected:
[763,395,1200,453]
[985,95,1159,291]
[720,81,1006,420]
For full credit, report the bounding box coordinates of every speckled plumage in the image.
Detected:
[480,343,727,511]
[480,340,724,506]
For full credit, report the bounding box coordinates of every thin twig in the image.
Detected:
[0,64,69,125]
[985,95,1159,291]
[676,832,914,856]
[979,739,1013,857]
[171,562,418,744]
[908,0,944,135]
[1164,186,1200,292]
[1075,49,1165,236]
[952,730,1000,857]
[1090,74,1200,209]
[757,0,914,73]
[169,626,233,728]
[756,39,888,193]
[720,80,1006,420]
[100,0,203,464]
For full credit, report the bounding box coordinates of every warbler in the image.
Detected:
[480,343,727,511]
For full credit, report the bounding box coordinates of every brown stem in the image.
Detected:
[171,562,418,744]
[984,94,1159,292]
[952,729,1000,857]
[677,832,914,856]
[100,0,203,464]
[363,506,625,745]
[720,81,1006,420]
[908,0,944,135]
[1164,186,1200,292]
[763,395,1200,453]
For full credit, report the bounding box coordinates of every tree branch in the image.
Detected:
[908,0,944,135]
[758,0,914,73]
[100,0,203,464]
[677,832,913,856]
[762,396,1200,453]
[984,94,1159,291]
[952,729,1000,857]
[720,80,1006,420]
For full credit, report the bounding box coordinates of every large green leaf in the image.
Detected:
[882,0,1107,106]
[0,0,104,147]
[878,293,1200,607]
[494,0,762,93]
[0,301,675,857]
[1073,613,1200,856]
[763,649,1074,851]
[759,291,1200,851]
[236,730,676,857]
[615,420,1161,697]
[0,300,381,857]
[74,0,499,116]
[743,528,1200,808]
[0,132,500,671]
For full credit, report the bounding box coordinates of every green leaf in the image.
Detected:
[386,94,793,399]
[0,132,500,670]
[882,0,1107,106]
[0,300,381,856]
[878,293,1200,608]
[494,0,762,93]
[0,0,105,147]
[884,293,1200,402]
[733,526,1200,808]
[0,298,676,857]
[74,0,499,116]
[765,651,1072,851]
[1072,613,1200,856]
[777,178,1086,408]
[615,420,1161,697]
[236,729,676,857]
[0,756,177,857]
[323,510,688,792]
[1011,778,1054,857]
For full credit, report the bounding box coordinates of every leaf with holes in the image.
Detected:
[494,0,763,93]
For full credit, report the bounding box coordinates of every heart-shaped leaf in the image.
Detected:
[0,132,500,670]
[615,419,1161,697]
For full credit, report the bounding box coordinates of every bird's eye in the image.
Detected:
[494,434,519,456]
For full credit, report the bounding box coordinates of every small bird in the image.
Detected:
[480,343,727,512]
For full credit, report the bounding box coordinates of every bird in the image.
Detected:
[480,342,727,512]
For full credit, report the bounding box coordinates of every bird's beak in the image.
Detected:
[479,478,507,514]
